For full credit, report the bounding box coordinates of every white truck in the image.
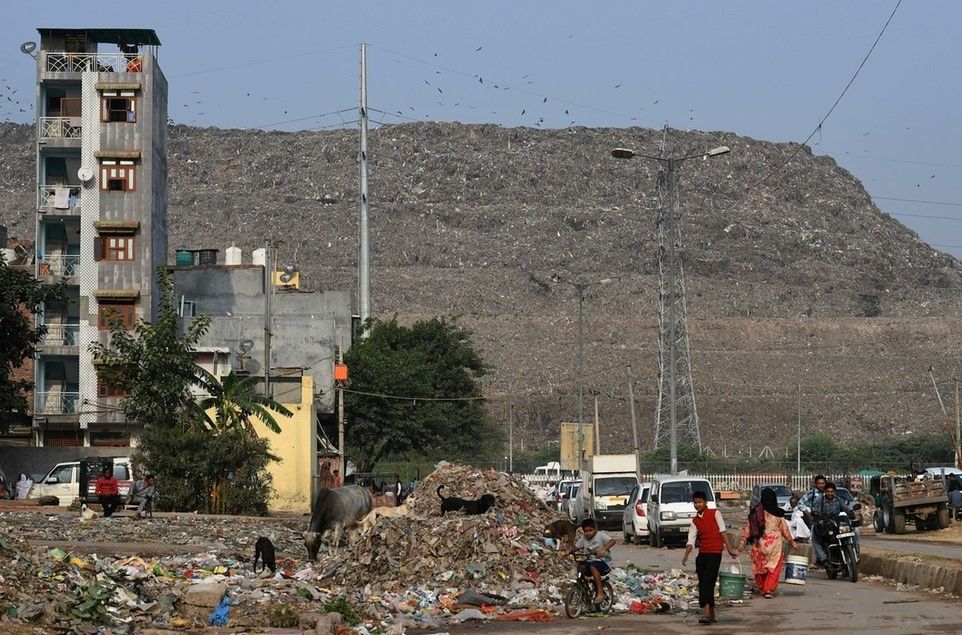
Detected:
[572,454,639,530]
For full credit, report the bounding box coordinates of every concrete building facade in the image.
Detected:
[31,28,167,446]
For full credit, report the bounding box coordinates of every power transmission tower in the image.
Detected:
[653,129,702,458]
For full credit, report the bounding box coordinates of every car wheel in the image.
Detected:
[624,531,632,544]
[633,533,645,546]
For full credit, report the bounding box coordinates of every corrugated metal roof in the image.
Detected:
[36,28,161,46]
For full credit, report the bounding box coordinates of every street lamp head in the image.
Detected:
[611,148,635,160]
[704,145,730,158]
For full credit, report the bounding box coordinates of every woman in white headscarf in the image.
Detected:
[15,473,33,500]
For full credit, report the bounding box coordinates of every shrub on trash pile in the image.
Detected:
[323,597,361,626]
[321,463,570,591]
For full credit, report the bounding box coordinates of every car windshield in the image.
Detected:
[836,488,853,502]
[661,481,713,504]
[595,477,636,497]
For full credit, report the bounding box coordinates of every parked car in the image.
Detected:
[29,458,133,506]
[647,476,717,547]
[749,483,793,514]
[923,466,962,478]
[621,481,651,545]
[564,483,582,520]
[551,479,581,512]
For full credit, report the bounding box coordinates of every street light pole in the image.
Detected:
[576,284,586,481]
[612,139,730,475]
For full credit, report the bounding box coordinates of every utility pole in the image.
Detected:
[797,383,802,473]
[358,42,371,333]
[508,400,514,473]
[576,284,586,477]
[593,395,601,455]
[263,240,272,396]
[337,340,345,478]
[955,379,962,469]
[628,366,641,486]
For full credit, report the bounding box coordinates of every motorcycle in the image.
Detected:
[814,507,860,583]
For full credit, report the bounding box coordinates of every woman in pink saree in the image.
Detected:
[738,487,798,597]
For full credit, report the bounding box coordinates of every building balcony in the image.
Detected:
[40,324,80,347]
[38,185,81,214]
[39,117,82,140]
[42,52,144,75]
[38,254,80,279]
[36,391,80,415]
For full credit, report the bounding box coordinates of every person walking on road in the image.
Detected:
[739,487,798,598]
[682,490,738,624]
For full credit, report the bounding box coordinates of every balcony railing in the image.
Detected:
[39,117,82,139]
[38,254,80,278]
[36,391,80,415]
[38,185,81,210]
[41,324,80,346]
[42,52,144,74]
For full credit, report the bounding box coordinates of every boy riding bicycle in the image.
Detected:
[566,518,616,604]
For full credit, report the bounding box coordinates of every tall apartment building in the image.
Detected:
[30,28,167,447]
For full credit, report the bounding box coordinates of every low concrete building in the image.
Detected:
[173,247,352,510]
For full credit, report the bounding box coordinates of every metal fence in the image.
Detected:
[42,52,143,74]
[38,185,81,210]
[35,391,80,415]
[39,117,82,139]
[38,254,80,278]
[41,324,79,346]
[522,471,857,494]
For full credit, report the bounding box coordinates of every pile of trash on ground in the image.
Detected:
[0,463,705,633]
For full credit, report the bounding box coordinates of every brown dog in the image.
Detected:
[544,518,578,551]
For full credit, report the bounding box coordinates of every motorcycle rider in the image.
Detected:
[811,482,860,564]
[798,475,828,564]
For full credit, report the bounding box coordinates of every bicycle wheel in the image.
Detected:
[564,582,588,618]
[599,581,614,613]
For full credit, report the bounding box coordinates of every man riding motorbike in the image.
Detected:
[808,481,859,565]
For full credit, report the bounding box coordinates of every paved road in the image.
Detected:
[862,535,962,562]
[443,542,962,635]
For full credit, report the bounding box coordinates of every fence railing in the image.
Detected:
[39,117,82,139]
[36,391,80,414]
[522,472,858,494]
[42,52,144,74]
[38,254,80,278]
[41,324,80,346]
[38,185,81,210]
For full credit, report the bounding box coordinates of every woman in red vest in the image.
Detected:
[682,490,738,624]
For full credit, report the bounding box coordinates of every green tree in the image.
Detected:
[195,369,292,435]
[90,269,210,429]
[0,258,65,430]
[345,316,500,471]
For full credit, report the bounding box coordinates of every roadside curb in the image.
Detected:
[859,549,962,596]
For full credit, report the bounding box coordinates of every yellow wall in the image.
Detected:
[249,376,315,512]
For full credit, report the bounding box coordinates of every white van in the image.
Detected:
[29,458,133,506]
[647,476,717,547]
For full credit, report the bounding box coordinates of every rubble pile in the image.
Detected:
[0,464,707,632]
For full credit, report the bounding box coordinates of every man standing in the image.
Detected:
[94,465,121,519]
[798,475,828,564]
[128,474,156,518]
[682,490,738,624]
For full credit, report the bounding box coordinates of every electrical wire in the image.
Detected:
[744,0,903,192]
[253,107,355,130]
[875,196,962,208]
[169,44,355,78]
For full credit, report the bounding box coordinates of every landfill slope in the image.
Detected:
[2,121,962,451]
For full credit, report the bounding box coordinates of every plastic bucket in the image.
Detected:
[784,554,809,585]
[718,572,746,599]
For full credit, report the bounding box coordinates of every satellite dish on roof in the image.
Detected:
[78,167,94,183]
[20,42,37,58]
[239,339,254,354]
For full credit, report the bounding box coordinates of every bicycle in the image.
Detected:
[563,552,614,618]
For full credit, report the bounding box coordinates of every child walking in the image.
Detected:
[682,490,738,624]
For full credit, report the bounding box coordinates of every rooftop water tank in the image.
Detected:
[252,247,266,267]
[175,249,194,267]
[225,245,242,265]
[197,249,218,265]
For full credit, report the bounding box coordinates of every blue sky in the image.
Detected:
[2,1,960,257]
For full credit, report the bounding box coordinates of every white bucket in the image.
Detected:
[784,554,809,585]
